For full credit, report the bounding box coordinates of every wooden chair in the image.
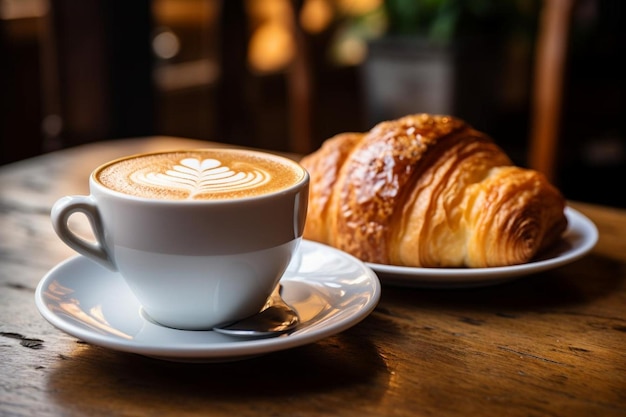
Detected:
[528,0,576,183]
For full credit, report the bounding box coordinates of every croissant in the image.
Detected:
[300,113,568,268]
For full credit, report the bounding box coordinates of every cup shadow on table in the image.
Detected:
[45,321,394,414]
[43,254,621,413]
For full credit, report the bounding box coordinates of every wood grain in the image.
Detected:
[1,137,625,417]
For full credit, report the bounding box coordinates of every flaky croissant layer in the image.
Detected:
[300,113,568,268]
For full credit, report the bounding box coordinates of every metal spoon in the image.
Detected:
[212,284,299,338]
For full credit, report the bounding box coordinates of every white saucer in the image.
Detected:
[35,240,381,362]
[367,207,598,288]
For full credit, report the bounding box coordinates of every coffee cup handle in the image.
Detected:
[51,196,116,271]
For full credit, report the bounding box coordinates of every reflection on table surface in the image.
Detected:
[1,136,625,417]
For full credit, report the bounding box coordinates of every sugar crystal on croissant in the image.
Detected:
[300,113,568,268]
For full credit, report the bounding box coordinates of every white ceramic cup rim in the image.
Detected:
[89,148,309,204]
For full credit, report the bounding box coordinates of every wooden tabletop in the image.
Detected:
[1,137,625,417]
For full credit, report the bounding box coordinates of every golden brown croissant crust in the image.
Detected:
[300,113,568,268]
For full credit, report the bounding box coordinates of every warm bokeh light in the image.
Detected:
[152,0,216,25]
[246,0,298,73]
[245,0,389,72]
[248,20,296,73]
[336,0,382,16]
[332,33,367,66]
[300,0,334,34]
[329,2,387,66]
[246,0,291,21]
[152,28,181,59]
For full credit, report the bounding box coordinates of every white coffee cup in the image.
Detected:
[51,148,309,330]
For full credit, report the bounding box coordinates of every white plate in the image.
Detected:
[35,240,381,362]
[367,207,598,288]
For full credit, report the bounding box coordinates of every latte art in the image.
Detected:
[95,149,305,200]
[131,157,271,198]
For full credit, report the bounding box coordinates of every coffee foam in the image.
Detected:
[95,150,305,200]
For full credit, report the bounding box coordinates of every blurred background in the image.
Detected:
[1,0,624,207]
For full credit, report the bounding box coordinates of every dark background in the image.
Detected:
[1,0,624,208]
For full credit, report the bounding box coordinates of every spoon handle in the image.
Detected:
[212,284,300,338]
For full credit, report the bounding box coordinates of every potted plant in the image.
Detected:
[350,0,540,129]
